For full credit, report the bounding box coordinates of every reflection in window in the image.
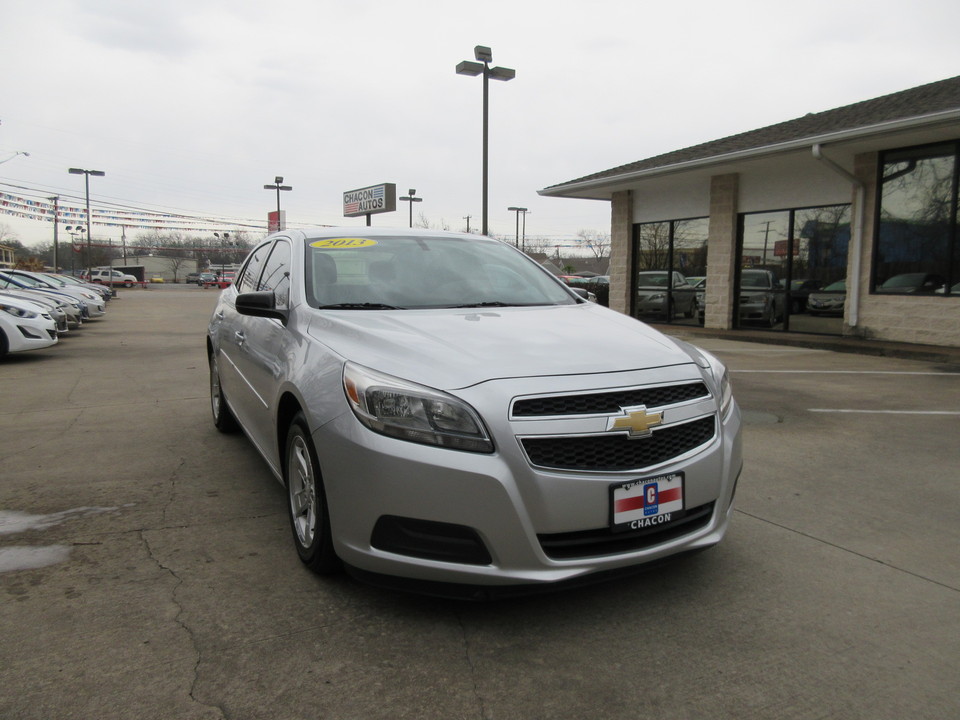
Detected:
[875,143,958,295]
[632,218,707,326]
[259,241,291,308]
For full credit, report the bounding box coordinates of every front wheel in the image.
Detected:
[286,413,339,574]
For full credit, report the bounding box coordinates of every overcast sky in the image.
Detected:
[2,0,959,249]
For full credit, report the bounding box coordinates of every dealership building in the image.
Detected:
[540,75,960,348]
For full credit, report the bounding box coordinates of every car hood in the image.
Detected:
[305,303,696,390]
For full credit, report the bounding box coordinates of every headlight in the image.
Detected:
[690,348,733,418]
[649,293,665,301]
[0,303,38,319]
[343,362,493,453]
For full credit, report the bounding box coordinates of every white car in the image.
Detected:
[0,274,83,328]
[208,228,742,597]
[87,268,137,287]
[0,294,58,357]
[5,270,106,318]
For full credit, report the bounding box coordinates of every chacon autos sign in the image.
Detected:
[342,183,397,218]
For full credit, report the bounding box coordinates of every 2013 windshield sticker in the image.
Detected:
[310,238,378,249]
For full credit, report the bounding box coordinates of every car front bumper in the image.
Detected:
[314,368,743,588]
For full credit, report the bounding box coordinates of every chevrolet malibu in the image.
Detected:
[207,228,742,596]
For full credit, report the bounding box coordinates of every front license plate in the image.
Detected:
[610,472,684,533]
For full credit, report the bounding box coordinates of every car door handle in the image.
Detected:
[215,310,225,320]
[234,330,245,345]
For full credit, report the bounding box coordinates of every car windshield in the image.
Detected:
[741,271,774,288]
[303,235,577,310]
[821,280,846,292]
[636,272,670,287]
[880,273,926,289]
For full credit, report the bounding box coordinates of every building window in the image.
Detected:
[738,205,849,334]
[632,218,707,326]
[875,142,959,296]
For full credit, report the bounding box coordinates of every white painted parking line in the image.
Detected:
[809,409,960,415]
[732,370,953,375]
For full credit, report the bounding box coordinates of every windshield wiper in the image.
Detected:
[451,301,513,308]
[317,302,404,310]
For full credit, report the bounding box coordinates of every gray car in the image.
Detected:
[207,228,742,596]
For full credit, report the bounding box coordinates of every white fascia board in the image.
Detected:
[538,109,960,199]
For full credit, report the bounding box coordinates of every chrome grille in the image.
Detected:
[521,416,716,472]
[512,382,708,417]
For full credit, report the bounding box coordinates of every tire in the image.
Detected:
[209,352,240,433]
[0,329,8,358]
[285,413,339,574]
[124,281,133,288]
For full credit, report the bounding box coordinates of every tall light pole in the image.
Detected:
[456,45,515,237]
[507,206,527,248]
[68,167,105,278]
[264,176,292,231]
[399,189,422,228]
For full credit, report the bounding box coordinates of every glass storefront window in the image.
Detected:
[738,206,849,334]
[875,143,958,295]
[633,218,706,326]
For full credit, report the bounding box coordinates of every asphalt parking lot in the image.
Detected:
[2,287,958,720]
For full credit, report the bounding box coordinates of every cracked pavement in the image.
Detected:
[1,287,958,719]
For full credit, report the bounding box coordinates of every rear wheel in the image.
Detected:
[286,413,339,574]
[209,352,239,433]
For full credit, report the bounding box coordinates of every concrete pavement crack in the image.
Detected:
[454,610,489,720]
[138,529,230,720]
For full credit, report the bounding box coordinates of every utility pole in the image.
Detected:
[49,196,59,271]
[463,215,472,233]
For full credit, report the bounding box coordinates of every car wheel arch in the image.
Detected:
[276,392,306,481]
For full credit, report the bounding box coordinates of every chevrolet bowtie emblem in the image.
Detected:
[607,407,663,438]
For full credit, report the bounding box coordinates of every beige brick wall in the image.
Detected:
[609,191,633,315]
[704,174,739,329]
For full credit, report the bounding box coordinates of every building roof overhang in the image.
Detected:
[539,78,960,202]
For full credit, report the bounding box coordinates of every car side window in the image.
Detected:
[236,242,272,294]
[258,240,292,309]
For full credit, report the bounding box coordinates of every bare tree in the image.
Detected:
[635,223,670,271]
[575,229,611,260]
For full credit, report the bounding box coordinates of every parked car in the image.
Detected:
[207,228,742,596]
[203,271,235,289]
[635,271,697,319]
[0,271,96,321]
[875,273,946,294]
[197,272,217,286]
[86,268,138,287]
[186,272,202,284]
[0,282,81,329]
[41,272,112,302]
[0,294,58,358]
[0,290,69,333]
[4,269,106,318]
[807,280,846,316]
[738,269,783,327]
[786,278,824,313]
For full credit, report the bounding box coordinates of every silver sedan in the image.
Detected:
[207,228,742,596]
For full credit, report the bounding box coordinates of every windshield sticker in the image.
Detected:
[310,238,379,249]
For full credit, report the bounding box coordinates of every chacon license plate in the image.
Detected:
[610,472,684,533]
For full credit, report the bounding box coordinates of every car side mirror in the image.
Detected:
[236,290,288,324]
